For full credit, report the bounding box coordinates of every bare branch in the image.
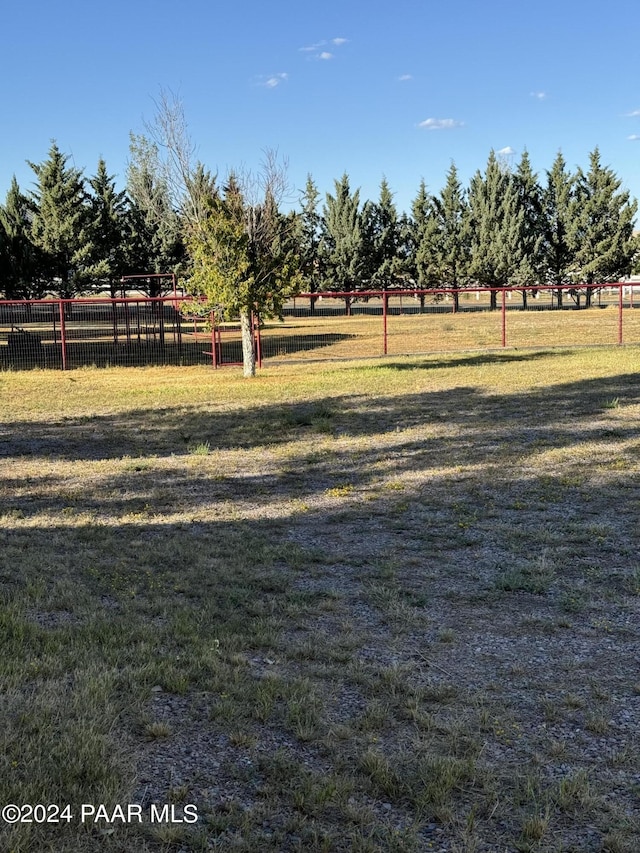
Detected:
[143,88,217,232]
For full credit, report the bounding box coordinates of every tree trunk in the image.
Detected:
[240,308,256,377]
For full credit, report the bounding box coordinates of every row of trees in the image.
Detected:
[0,140,185,302]
[1,103,638,373]
[309,149,638,313]
[3,145,637,306]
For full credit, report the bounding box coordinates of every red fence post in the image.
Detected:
[58,300,67,370]
[254,313,262,369]
[382,291,388,355]
[501,288,507,347]
[618,282,623,345]
[210,312,217,368]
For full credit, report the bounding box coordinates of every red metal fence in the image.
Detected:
[1,284,638,371]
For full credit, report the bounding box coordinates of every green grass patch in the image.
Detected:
[1,346,639,850]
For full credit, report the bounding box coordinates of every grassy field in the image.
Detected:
[1,347,639,852]
[259,307,640,362]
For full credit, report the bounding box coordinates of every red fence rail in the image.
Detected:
[0,283,638,371]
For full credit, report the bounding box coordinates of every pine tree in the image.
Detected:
[188,170,301,377]
[319,173,365,314]
[468,150,524,309]
[409,179,431,246]
[540,151,575,308]
[29,142,93,298]
[88,159,129,296]
[362,177,403,292]
[417,163,471,311]
[405,179,433,311]
[512,150,544,307]
[126,133,185,293]
[297,175,322,307]
[184,163,217,228]
[568,147,638,307]
[0,177,45,299]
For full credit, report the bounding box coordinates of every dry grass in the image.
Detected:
[261,309,635,360]
[256,297,640,361]
[1,346,639,851]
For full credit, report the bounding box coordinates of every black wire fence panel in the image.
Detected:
[0,299,212,370]
[1,286,639,370]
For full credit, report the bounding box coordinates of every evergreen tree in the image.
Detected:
[512,150,544,307]
[0,177,45,299]
[29,141,93,298]
[568,147,638,307]
[88,158,129,296]
[297,174,322,306]
[468,150,524,309]
[540,151,575,308]
[405,179,433,310]
[126,133,185,294]
[319,173,365,314]
[188,171,301,377]
[184,162,217,227]
[362,177,404,292]
[416,163,471,311]
[409,179,431,251]
[396,210,414,287]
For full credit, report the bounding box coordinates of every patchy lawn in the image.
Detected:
[1,348,639,852]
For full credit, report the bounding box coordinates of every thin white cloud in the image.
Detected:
[628,134,640,141]
[258,73,288,88]
[530,91,547,100]
[497,146,516,155]
[418,118,463,130]
[398,74,413,81]
[300,37,347,60]
[625,109,640,117]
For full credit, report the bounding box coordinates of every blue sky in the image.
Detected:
[2,0,639,216]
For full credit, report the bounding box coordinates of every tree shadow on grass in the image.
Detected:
[1,362,639,523]
[0,331,358,371]
[0,385,513,460]
[369,348,574,371]
[260,333,357,358]
[1,360,640,853]
[1,369,639,465]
